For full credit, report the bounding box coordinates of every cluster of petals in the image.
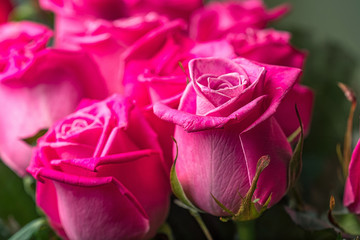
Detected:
[0,0,317,239]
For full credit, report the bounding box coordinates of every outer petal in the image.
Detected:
[190,40,236,59]
[0,49,107,175]
[238,59,302,132]
[344,139,360,213]
[274,84,314,137]
[36,181,67,239]
[124,0,203,20]
[174,116,291,215]
[40,0,128,20]
[238,117,291,206]
[36,168,150,240]
[96,153,170,239]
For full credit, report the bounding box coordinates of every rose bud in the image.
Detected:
[154,57,301,217]
[28,94,170,240]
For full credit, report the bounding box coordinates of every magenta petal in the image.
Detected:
[239,117,291,206]
[36,180,66,238]
[36,168,150,240]
[240,60,302,132]
[173,116,291,215]
[154,101,228,132]
[275,84,314,137]
[344,140,360,213]
[96,153,170,239]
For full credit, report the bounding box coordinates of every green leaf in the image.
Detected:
[170,137,201,212]
[287,105,304,191]
[333,212,360,235]
[0,161,38,227]
[9,218,46,240]
[21,129,48,147]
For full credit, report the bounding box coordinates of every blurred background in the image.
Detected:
[1,0,360,239]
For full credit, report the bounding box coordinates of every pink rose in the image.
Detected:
[154,57,301,216]
[40,0,128,20]
[28,94,170,240]
[228,28,306,68]
[0,0,12,23]
[228,28,314,137]
[0,21,108,175]
[123,20,236,166]
[55,13,168,94]
[344,140,360,213]
[124,0,203,20]
[189,0,289,42]
[40,0,129,55]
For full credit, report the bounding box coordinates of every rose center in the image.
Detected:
[60,119,90,137]
[196,71,250,108]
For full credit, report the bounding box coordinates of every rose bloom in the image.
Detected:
[154,57,301,215]
[124,0,203,20]
[0,21,107,176]
[228,28,313,137]
[344,140,360,214]
[55,13,169,94]
[189,0,289,42]
[28,94,170,240]
[40,0,129,21]
[122,18,237,166]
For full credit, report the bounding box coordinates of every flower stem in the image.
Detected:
[189,211,213,240]
[236,220,255,240]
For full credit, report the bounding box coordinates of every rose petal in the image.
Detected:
[275,84,314,137]
[344,140,360,213]
[36,168,150,240]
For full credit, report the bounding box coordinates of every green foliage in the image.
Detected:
[0,161,38,231]
[334,212,360,235]
[9,218,60,240]
[22,129,47,147]
[9,218,45,240]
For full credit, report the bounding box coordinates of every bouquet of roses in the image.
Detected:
[1,0,360,239]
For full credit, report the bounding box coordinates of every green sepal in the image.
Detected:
[212,155,272,222]
[287,126,301,143]
[178,61,190,84]
[211,193,235,216]
[287,105,304,191]
[170,137,202,212]
[22,129,48,147]
[233,194,272,222]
